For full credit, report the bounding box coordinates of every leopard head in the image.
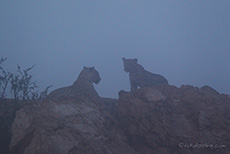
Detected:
[83,66,101,84]
[122,57,138,73]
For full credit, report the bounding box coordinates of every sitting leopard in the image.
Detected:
[47,66,117,105]
[122,57,168,91]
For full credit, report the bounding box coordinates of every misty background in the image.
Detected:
[0,0,229,98]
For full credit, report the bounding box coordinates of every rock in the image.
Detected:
[116,85,230,154]
[200,85,219,95]
[0,99,30,154]
[135,87,166,102]
[10,96,137,154]
[9,85,230,154]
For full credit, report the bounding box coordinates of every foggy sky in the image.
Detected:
[1,0,230,98]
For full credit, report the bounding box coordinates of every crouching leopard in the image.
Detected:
[122,58,168,91]
[47,66,117,105]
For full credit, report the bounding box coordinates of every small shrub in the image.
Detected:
[0,57,51,102]
[0,58,9,100]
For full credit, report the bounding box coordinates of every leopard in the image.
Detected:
[47,66,117,105]
[122,57,168,91]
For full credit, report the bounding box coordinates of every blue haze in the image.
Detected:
[0,0,230,98]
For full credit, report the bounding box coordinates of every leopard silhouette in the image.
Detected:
[48,66,117,104]
[122,57,168,91]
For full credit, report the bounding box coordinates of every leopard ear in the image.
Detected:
[84,66,86,69]
[134,58,138,63]
[122,57,126,61]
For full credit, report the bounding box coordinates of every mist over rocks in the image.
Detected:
[9,85,230,154]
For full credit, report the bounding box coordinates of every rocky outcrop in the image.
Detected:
[10,96,136,154]
[9,85,230,154]
[117,85,230,154]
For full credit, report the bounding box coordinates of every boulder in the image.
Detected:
[9,85,230,154]
[10,96,136,154]
[116,85,230,154]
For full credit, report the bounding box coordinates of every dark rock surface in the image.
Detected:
[117,85,230,154]
[8,85,230,154]
[0,99,29,154]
